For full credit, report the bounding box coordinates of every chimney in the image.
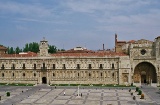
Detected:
[115,33,118,52]
[103,44,104,50]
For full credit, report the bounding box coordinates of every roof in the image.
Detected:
[117,41,126,43]
[127,40,135,43]
[51,51,127,57]
[0,52,37,57]
[0,45,7,50]
[0,51,127,58]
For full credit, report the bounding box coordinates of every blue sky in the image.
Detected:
[0,0,160,50]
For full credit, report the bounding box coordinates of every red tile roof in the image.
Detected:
[0,45,7,50]
[0,52,37,57]
[51,51,127,57]
[0,51,127,58]
[127,40,135,43]
[117,41,126,43]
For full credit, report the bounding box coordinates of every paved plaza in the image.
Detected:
[0,85,160,105]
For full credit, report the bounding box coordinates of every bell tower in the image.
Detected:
[39,37,49,56]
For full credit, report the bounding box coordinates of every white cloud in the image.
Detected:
[16,25,28,30]
[0,1,53,18]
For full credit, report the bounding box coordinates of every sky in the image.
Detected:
[0,0,160,50]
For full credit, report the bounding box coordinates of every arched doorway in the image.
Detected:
[133,62,157,84]
[42,77,47,84]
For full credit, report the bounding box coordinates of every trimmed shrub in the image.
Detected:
[6,92,10,97]
[138,90,142,95]
[135,87,139,92]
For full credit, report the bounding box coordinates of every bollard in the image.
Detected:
[140,94,144,99]
[133,96,136,100]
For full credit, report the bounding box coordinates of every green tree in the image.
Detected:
[23,43,29,52]
[23,42,39,53]
[48,45,57,53]
[15,46,22,54]
[32,42,39,53]
[10,47,14,54]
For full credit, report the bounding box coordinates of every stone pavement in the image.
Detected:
[0,85,160,105]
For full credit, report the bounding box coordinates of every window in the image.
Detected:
[112,63,114,69]
[89,73,91,77]
[141,49,146,55]
[34,64,36,69]
[2,73,4,77]
[101,73,103,77]
[100,64,103,69]
[11,64,15,70]
[78,73,79,77]
[88,64,92,69]
[77,64,80,69]
[63,64,66,69]
[53,64,55,69]
[53,73,55,76]
[23,64,25,69]
[12,73,14,77]
[1,64,5,70]
[112,73,114,77]
[34,73,36,77]
[23,73,25,77]
[41,63,46,70]
[43,63,45,69]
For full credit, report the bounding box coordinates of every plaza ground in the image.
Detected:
[0,85,160,105]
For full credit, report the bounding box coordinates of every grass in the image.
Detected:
[50,84,136,87]
[0,83,34,86]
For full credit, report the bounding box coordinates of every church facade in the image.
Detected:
[0,35,159,86]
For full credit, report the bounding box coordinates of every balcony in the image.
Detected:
[99,67,103,69]
[88,67,92,69]
[41,67,47,70]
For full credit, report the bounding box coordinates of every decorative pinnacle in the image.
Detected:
[43,37,45,41]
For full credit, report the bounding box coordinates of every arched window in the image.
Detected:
[34,64,36,69]
[112,73,114,77]
[23,64,25,69]
[2,73,4,77]
[89,73,91,77]
[12,73,14,77]
[1,64,5,70]
[112,63,114,69]
[12,64,15,70]
[53,73,55,76]
[23,73,25,77]
[34,73,36,77]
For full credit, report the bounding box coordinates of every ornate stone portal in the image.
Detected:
[133,62,157,84]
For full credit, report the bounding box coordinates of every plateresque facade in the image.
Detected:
[0,35,160,86]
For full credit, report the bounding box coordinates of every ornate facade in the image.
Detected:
[0,35,160,86]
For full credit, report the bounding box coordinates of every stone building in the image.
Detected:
[0,35,159,86]
[0,45,7,55]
